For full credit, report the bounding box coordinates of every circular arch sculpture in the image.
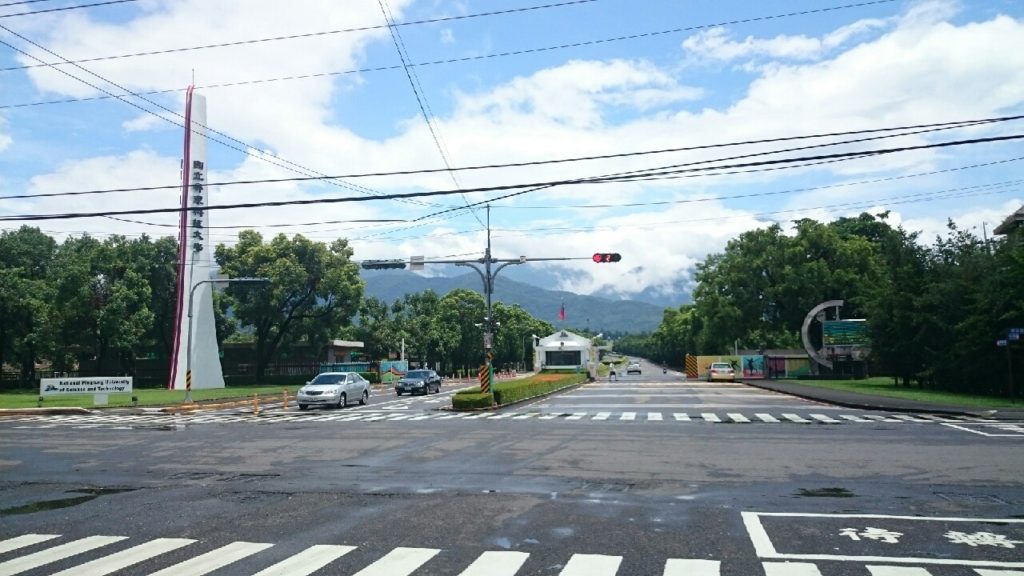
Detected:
[801,300,843,371]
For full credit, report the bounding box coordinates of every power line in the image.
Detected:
[0,0,897,110]
[6,114,1018,201]
[3,133,1022,222]
[0,0,58,8]
[0,0,135,18]
[0,0,598,72]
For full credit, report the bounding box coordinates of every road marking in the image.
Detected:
[620,412,636,421]
[407,415,435,421]
[890,415,931,423]
[782,414,810,423]
[663,558,719,575]
[148,541,274,576]
[252,544,355,576]
[593,412,611,420]
[975,570,1024,576]
[648,412,663,421]
[0,534,60,555]
[863,415,902,422]
[701,413,721,423]
[866,566,932,575]
[673,413,691,421]
[809,414,840,424]
[566,413,587,420]
[762,562,824,575]
[0,536,127,576]
[755,413,779,423]
[48,538,195,576]
[539,413,561,420]
[457,551,529,576]
[437,413,466,419]
[559,553,622,575]
[727,413,750,423]
[840,415,872,422]
[512,413,537,419]
[352,547,440,576]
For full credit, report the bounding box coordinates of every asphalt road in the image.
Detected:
[2,359,1023,575]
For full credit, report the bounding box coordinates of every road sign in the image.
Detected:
[997,340,1008,347]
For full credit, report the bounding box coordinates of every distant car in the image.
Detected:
[626,363,642,375]
[707,362,735,382]
[297,372,370,410]
[395,369,442,396]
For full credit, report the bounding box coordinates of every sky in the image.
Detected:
[1,0,1023,306]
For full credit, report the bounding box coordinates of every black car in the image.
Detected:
[395,369,442,395]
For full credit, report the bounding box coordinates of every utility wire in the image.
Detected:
[0,0,897,110]
[0,0,58,8]
[0,0,597,71]
[6,114,1018,201]
[2,133,1021,222]
[0,24,446,209]
[0,0,134,18]
[377,0,483,227]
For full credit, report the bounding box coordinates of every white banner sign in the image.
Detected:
[40,377,133,396]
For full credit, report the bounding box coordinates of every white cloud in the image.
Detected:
[440,28,455,45]
[0,116,11,152]
[682,17,889,63]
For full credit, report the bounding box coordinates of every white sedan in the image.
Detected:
[297,372,370,410]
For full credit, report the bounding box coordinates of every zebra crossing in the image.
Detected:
[0,409,1000,429]
[0,533,1016,576]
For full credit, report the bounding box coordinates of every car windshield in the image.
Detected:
[406,371,431,379]
[711,363,732,370]
[310,374,345,385]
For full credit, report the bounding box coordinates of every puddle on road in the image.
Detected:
[795,487,856,498]
[0,487,137,516]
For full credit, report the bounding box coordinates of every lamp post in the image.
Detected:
[184,276,269,402]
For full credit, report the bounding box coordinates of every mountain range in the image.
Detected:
[361,270,672,334]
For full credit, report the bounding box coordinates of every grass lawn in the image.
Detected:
[789,377,1024,408]
[0,385,305,410]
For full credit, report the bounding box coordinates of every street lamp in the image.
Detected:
[184,276,270,402]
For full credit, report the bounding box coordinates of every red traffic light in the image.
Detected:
[592,253,621,263]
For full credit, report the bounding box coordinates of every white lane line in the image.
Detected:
[539,413,562,420]
[755,413,779,423]
[866,566,932,576]
[487,413,515,420]
[593,412,611,420]
[385,415,414,421]
[663,558,720,576]
[0,536,127,576]
[48,538,195,576]
[620,412,636,421]
[351,547,440,576]
[975,569,1024,576]
[407,415,435,421]
[148,541,274,576]
[648,412,663,421]
[917,414,966,422]
[840,414,872,422]
[457,551,530,576]
[890,414,931,423]
[673,413,691,422]
[701,413,721,423]
[782,413,811,423]
[438,413,467,420]
[727,413,750,423]
[566,413,588,420]
[512,413,538,420]
[762,562,824,575]
[809,414,840,424]
[0,534,60,555]
[559,553,622,575]
[461,414,490,420]
[863,414,902,422]
[252,544,356,576]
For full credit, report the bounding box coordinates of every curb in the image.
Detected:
[449,380,586,412]
[739,379,992,418]
[0,407,94,416]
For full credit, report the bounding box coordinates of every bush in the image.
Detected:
[492,373,584,405]
[452,392,494,410]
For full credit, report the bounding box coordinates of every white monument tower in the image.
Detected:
[168,87,224,392]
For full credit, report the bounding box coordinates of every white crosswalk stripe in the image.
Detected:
[0,533,1006,575]
[620,412,636,421]
[673,413,691,421]
[702,412,721,423]
[809,414,840,424]
[594,411,611,420]
[782,413,811,423]
[727,413,749,423]
[648,412,663,421]
[755,413,779,423]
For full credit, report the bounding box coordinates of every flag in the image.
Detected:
[558,299,566,321]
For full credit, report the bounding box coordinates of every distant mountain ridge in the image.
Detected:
[361,271,667,334]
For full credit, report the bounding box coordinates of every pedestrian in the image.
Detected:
[608,364,617,382]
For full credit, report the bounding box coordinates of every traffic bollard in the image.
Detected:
[282,389,288,410]
[253,393,261,415]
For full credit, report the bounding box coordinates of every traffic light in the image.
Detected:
[592,253,621,263]
[362,259,407,270]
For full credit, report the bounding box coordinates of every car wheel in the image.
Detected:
[337,393,346,409]
[360,390,368,405]
[298,404,308,411]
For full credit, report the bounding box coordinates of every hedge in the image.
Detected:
[452,392,494,410]
[492,374,583,405]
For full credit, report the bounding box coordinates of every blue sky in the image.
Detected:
[1,0,1023,304]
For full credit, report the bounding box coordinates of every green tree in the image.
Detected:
[214,231,363,379]
[0,227,57,383]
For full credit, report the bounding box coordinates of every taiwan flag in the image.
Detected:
[559,300,566,321]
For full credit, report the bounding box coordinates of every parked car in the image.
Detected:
[707,362,735,382]
[297,372,370,410]
[626,362,642,375]
[395,369,442,396]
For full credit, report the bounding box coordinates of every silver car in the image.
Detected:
[297,372,370,410]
